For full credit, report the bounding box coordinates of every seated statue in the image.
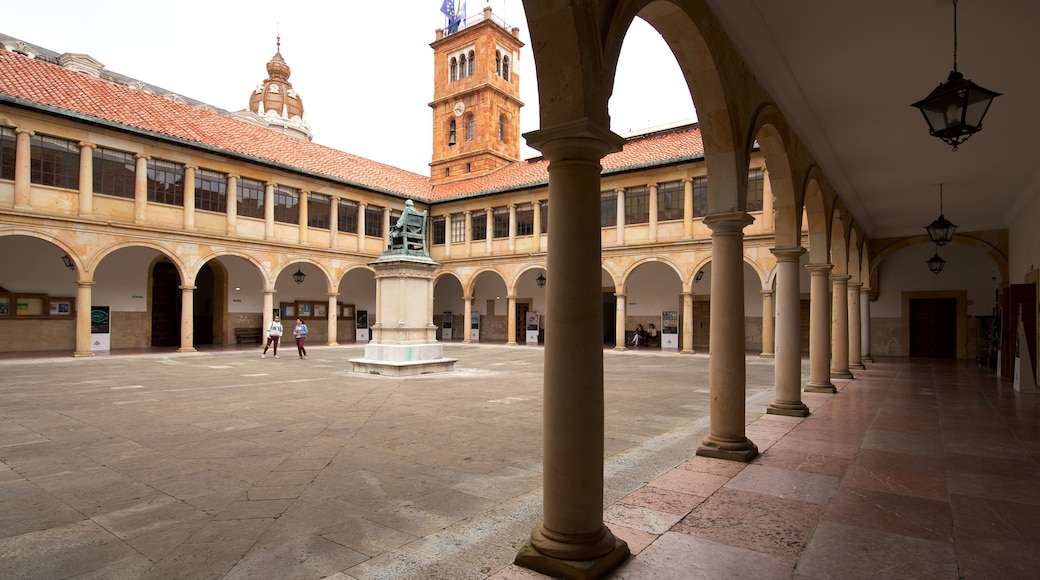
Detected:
[387,199,428,255]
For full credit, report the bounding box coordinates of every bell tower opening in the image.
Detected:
[429,5,524,184]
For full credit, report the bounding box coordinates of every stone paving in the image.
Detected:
[0,344,782,579]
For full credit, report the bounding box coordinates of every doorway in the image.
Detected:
[909,297,956,357]
[515,300,530,343]
[151,261,180,347]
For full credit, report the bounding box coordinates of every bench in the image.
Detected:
[235,327,263,344]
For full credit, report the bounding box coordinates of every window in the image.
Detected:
[273,185,299,224]
[450,57,458,82]
[467,50,475,76]
[92,146,135,199]
[449,119,457,145]
[432,216,446,245]
[515,203,534,236]
[451,213,465,243]
[459,54,467,79]
[195,169,227,213]
[657,180,683,221]
[308,193,330,229]
[30,134,79,189]
[1,127,16,181]
[237,177,265,219]
[472,210,487,240]
[540,201,549,233]
[693,177,708,218]
[498,115,506,142]
[601,191,617,227]
[146,158,184,205]
[364,205,384,237]
[337,199,358,233]
[492,207,509,238]
[747,168,765,212]
[495,51,501,76]
[466,114,474,141]
[624,185,650,224]
[502,55,510,80]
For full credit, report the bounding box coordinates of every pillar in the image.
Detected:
[183,165,196,230]
[760,289,775,358]
[383,207,391,247]
[329,196,340,249]
[178,285,196,353]
[767,247,809,416]
[615,188,625,244]
[226,174,238,236]
[682,178,694,239]
[508,203,517,252]
[848,282,864,370]
[443,213,452,258]
[357,203,366,252]
[263,182,275,239]
[696,212,758,462]
[326,293,339,346]
[262,290,275,335]
[533,200,542,253]
[614,293,627,350]
[134,153,148,223]
[681,291,695,354]
[464,210,473,257]
[463,296,473,344]
[805,264,836,393]
[861,288,874,363]
[514,121,629,578]
[13,128,32,210]
[830,274,853,380]
[78,141,95,217]
[648,183,658,242]
[485,208,493,253]
[74,281,95,357]
[298,190,309,244]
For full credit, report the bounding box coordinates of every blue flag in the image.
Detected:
[440,0,454,20]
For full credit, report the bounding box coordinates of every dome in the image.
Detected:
[247,38,304,121]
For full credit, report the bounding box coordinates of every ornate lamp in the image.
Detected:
[924,184,957,246]
[60,254,74,270]
[536,271,546,288]
[292,268,306,284]
[926,245,947,275]
[911,0,1000,150]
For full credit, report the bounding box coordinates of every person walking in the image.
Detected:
[262,314,283,358]
[293,318,308,359]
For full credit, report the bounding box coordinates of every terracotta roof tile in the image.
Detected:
[1,50,704,204]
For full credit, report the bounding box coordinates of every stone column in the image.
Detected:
[760,289,775,358]
[485,208,493,253]
[178,285,196,353]
[506,295,517,346]
[357,203,366,252]
[13,128,32,210]
[533,200,542,253]
[298,190,309,244]
[183,165,196,230]
[78,141,95,217]
[226,174,238,236]
[327,293,339,346]
[463,296,473,344]
[615,188,625,244]
[648,183,658,242]
[830,274,853,380]
[696,212,758,462]
[683,178,694,239]
[262,290,275,335]
[848,282,865,370]
[329,196,340,249]
[768,247,809,416]
[805,264,836,392]
[464,210,473,257]
[861,288,874,363]
[514,122,629,578]
[383,207,391,248]
[508,204,517,252]
[134,153,149,223]
[74,281,95,357]
[264,182,275,239]
[614,293,627,350]
[443,213,452,258]
[681,291,695,354]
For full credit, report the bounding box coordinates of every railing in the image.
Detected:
[442,12,515,37]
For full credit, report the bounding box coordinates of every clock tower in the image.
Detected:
[430,6,524,184]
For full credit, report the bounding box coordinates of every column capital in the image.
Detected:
[702,212,754,234]
[178,285,197,291]
[77,280,96,288]
[614,293,625,299]
[523,117,625,161]
[134,152,150,161]
[848,282,863,289]
[327,292,339,298]
[806,263,834,274]
[830,274,852,283]
[770,246,806,261]
[228,173,240,180]
[15,127,34,136]
[78,141,96,150]
[761,289,774,296]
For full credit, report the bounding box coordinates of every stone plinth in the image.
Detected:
[349,253,456,376]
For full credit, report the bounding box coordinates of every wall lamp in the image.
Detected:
[61,254,74,270]
[292,268,306,284]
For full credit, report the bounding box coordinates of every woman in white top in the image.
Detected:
[262,315,283,358]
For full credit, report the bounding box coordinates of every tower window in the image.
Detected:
[502,56,510,81]
[499,115,506,142]
[459,54,467,79]
[466,163,471,172]
[449,119,457,146]
[466,114,474,141]
[468,50,475,77]
[495,51,501,76]
[450,57,458,82]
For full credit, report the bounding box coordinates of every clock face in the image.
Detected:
[453,101,465,117]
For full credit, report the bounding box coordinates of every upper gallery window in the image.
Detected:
[273,184,299,224]
[237,177,265,219]
[0,126,16,181]
[31,133,79,190]
[624,185,650,225]
[195,169,227,213]
[657,180,683,221]
[146,158,184,206]
[746,168,764,212]
[92,146,135,199]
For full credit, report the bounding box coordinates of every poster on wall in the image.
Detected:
[90,306,110,352]
[661,310,679,350]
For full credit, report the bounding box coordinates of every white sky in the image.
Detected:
[3,0,697,176]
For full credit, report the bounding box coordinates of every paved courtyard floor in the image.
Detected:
[3,344,1036,579]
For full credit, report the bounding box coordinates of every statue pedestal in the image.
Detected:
[349,254,456,376]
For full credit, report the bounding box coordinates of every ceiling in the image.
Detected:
[705,0,1039,240]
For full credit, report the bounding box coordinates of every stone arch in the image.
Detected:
[619,256,684,291]
[870,232,1009,286]
[829,203,851,276]
[464,267,509,299]
[748,105,801,247]
[802,170,831,264]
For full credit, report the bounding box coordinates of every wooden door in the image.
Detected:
[151,261,180,347]
[909,298,956,358]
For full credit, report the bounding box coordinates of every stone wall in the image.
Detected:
[0,319,75,352]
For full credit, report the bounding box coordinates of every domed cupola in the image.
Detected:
[239,35,312,140]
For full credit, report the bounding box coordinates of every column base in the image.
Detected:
[696,435,758,462]
[830,369,854,379]
[613,346,627,352]
[177,347,197,353]
[850,363,866,370]
[767,400,810,417]
[515,526,630,580]
[805,381,837,394]
[862,355,874,363]
[461,339,471,344]
[506,341,518,346]
[759,352,775,359]
[72,351,95,358]
[680,348,696,355]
